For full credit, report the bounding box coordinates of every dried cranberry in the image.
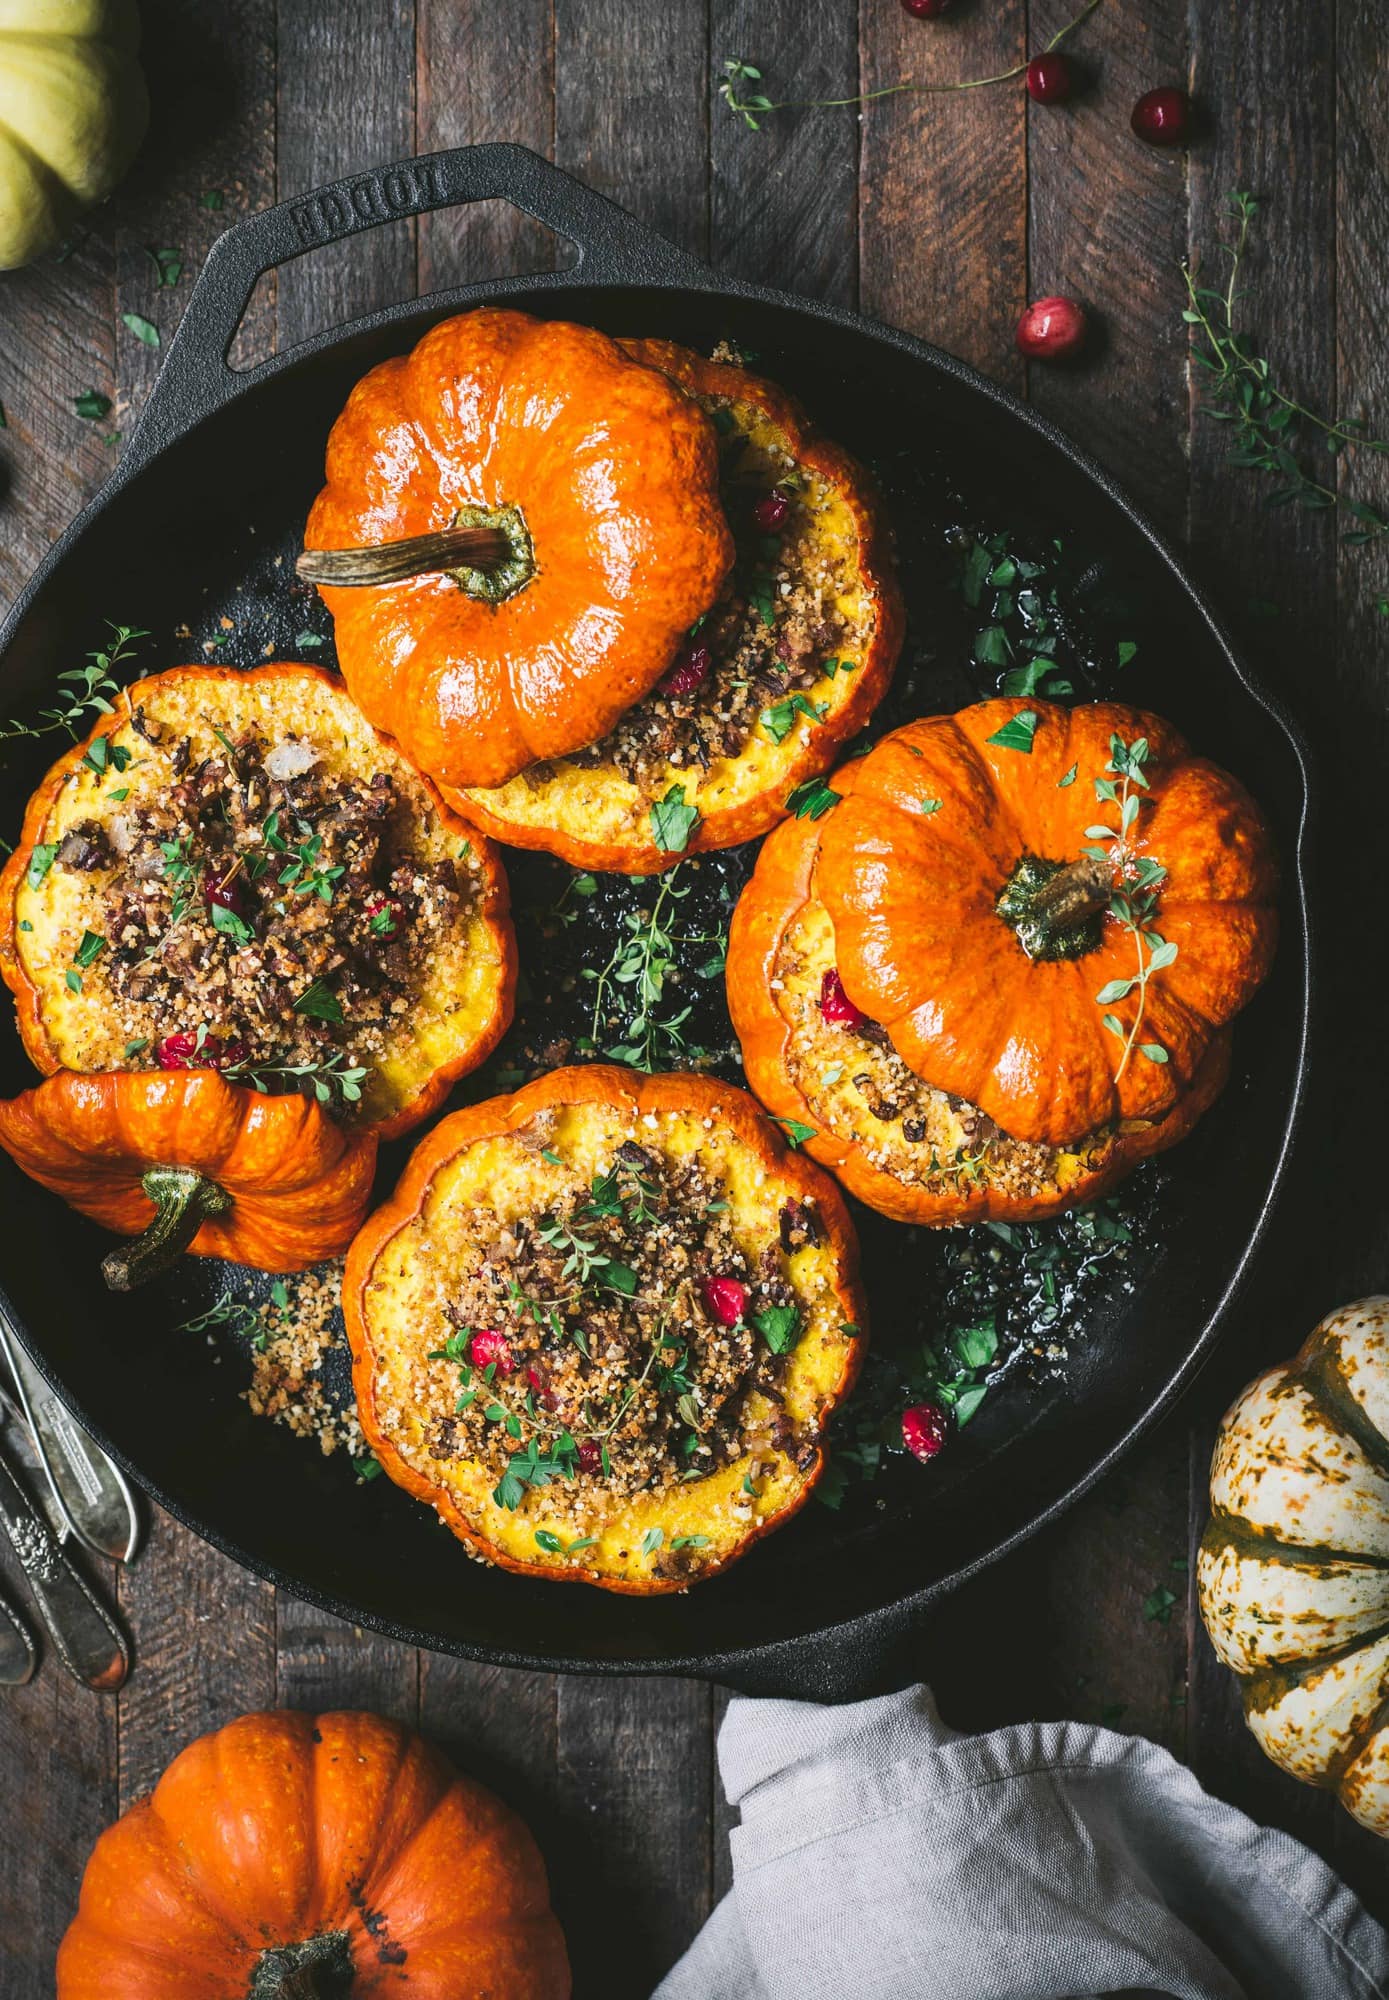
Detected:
[1026,52,1073,103]
[1131,85,1190,145]
[202,865,248,916]
[702,1276,748,1328]
[467,1329,515,1377]
[577,1439,603,1474]
[154,1031,248,1073]
[526,1363,558,1410]
[660,644,712,699]
[753,490,790,533]
[902,0,952,15]
[1014,295,1088,362]
[819,967,867,1030]
[902,1402,949,1462]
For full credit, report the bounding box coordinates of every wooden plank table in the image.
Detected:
[1,2,1386,1991]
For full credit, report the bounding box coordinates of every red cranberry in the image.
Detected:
[467,1328,515,1377]
[752,490,790,533]
[1026,52,1073,103]
[577,1439,603,1474]
[819,967,867,1030]
[526,1363,558,1410]
[660,644,711,699]
[1015,295,1088,362]
[1131,86,1190,145]
[902,1402,949,1462]
[901,0,952,15]
[702,1276,748,1328]
[154,1031,247,1072]
[202,864,248,916]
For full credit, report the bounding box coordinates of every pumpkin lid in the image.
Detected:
[305,309,735,791]
[814,699,1279,1148]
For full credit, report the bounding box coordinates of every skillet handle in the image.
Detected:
[126,143,716,463]
[715,1602,927,1703]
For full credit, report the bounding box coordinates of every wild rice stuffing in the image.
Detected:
[239,1262,368,1461]
[56,716,475,1107]
[423,1137,820,1504]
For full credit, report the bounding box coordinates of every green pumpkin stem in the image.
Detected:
[295,501,534,605]
[248,1934,357,2000]
[101,1167,232,1292]
[996,853,1112,962]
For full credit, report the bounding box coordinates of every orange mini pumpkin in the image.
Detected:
[346,1066,865,1592]
[304,308,734,791]
[726,699,1276,1225]
[458,338,903,873]
[56,1708,570,1998]
[0,1070,377,1286]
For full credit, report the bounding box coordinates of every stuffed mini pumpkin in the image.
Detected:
[726,699,1277,1224]
[345,1065,866,1592]
[56,1707,570,1997]
[458,339,903,873]
[0,662,515,1139]
[304,309,734,791]
[0,1070,376,1285]
[0,0,149,269]
[1198,1299,1389,1837]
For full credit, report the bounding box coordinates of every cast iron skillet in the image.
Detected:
[0,145,1311,1695]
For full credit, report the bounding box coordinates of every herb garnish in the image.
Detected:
[1083,735,1176,1077]
[226,1050,368,1107]
[650,783,700,854]
[122,311,161,349]
[785,777,840,820]
[1184,192,1388,575]
[583,863,727,1073]
[985,709,1038,754]
[1,622,146,745]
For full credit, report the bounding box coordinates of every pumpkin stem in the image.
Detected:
[249,1932,356,2000]
[996,853,1112,961]
[297,501,535,604]
[100,1167,232,1292]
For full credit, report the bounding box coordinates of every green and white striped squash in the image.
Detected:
[0,0,148,270]
[1198,1297,1389,1835]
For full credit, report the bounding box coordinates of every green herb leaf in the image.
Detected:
[785,777,840,820]
[122,312,161,349]
[640,1527,665,1556]
[26,843,58,890]
[211,903,254,947]
[295,629,326,649]
[293,979,344,1023]
[200,189,225,210]
[972,626,1011,667]
[1057,763,1078,789]
[918,796,942,816]
[752,1303,801,1354]
[73,390,112,420]
[650,783,700,855]
[986,709,1038,754]
[1116,640,1139,668]
[771,1117,816,1149]
[73,928,106,969]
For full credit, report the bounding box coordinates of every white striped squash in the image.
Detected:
[1198,1297,1389,1835]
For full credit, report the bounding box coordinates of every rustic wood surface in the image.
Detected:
[1,1,1386,1991]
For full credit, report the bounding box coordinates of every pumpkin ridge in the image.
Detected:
[1202,1509,1389,1574]
[1243,1647,1389,1792]
[1298,1344,1389,1486]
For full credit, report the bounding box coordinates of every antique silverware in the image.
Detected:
[0,1305,141,1564]
[0,1578,37,1686]
[0,1431,129,1691]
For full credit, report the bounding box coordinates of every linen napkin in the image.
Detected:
[654,1686,1389,2000]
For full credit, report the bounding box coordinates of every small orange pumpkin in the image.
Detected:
[56,1708,570,1998]
[725,698,1276,1224]
[0,1071,377,1286]
[458,338,903,873]
[305,308,734,791]
[346,1066,865,1592]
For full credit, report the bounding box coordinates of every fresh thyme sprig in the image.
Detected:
[720,0,1103,130]
[582,864,727,1073]
[1,622,147,743]
[226,1048,369,1107]
[1184,192,1389,554]
[1082,735,1176,1080]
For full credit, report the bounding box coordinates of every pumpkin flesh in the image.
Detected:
[460,340,903,872]
[727,808,1231,1225]
[0,1070,376,1273]
[346,1066,865,1592]
[305,309,734,791]
[56,1708,570,1998]
[0,663,515,1138]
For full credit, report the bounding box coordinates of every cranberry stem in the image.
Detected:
[101,1167,232,1292]
[724,0,1103,117]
